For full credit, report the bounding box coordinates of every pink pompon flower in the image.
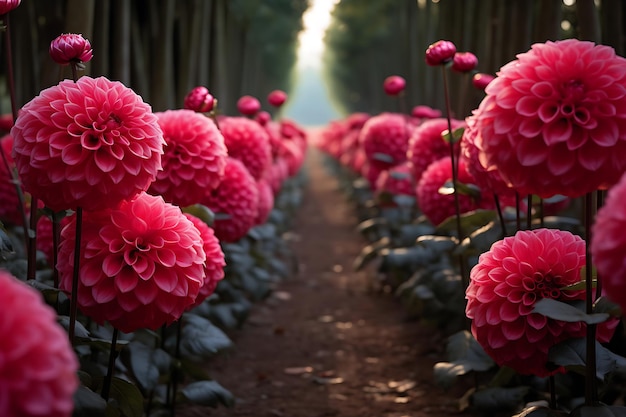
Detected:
[219,116,272,181]
[416,156,494,225]
[359,112,414,170]
[184,213,225,310]
[425,40,456,66]
[200,157,259,242]
[451,52,478,73]
[49,33,93,66]
[383,75,406,96]
[11,76,164,211]
[375,162,415,206]
[255,179,274,225]
[475,39,626,198]
[57,192,206,333]
[267,90,287,107]
[256,111,272,126]
[592,172,626,312]
[183,86,215,113]
[411,105,442,119]
[467,228,617,377]
[148,109,227,207]
[407,117,465,183]
[0,0,21,15]
[0,269,78,417]
[472,73,495,90]
[237,95,261,116]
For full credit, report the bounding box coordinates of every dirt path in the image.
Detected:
[181,149,473,417]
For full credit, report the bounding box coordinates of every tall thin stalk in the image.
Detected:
[584,192,598,405]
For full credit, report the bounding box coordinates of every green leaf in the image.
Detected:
[182,204,215,226]
[179,380,235,408]
[512,405,569,416]
[107,377,144,417]
[168,314,233,360]
[356,217,388,235]
[438,180,481,199]
[352,236,391,271]
[471,386,529,411]
[570,404,626,417]
[455,221,502,257]
[436,209,496,237]
[0,227,13,255]
[548,338,626,379]
[27,280,61,306]
[57,316,90,339]
[122,342,171,392]
[433,330,495,387]
[73,385,107,417]
[415,235,458,253]
[371,152,394,163]
[532,298,609,325]
[441,126,465,143]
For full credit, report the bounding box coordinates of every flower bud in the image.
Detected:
[237,95,261,116]
[49,33,93,66]
[425,40,456,66]
[452,52,478,73]
[267,90,287,107]
[0,0,20,15]
[383,75,406,96]
[184,86,215,113]
[255,111,271,126]
[472,73,495,90]
[411,105,442,119]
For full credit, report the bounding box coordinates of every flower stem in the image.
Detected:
[515,192,521,231]
[549,375,557,409]
[68,207,83,344]
[595,191,604,299]
[26,199,37,280]
[526,195,532,230]
[493,194,506,238]
[169,319,183,417]
[101,327,119,401]
[584,192,598,406]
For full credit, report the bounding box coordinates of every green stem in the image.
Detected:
[584,192,597,406]
[101,328,119,400]
[68,207,83,343]
[526,195,532,230]
[170,319,183,416]
[493,194,506,238]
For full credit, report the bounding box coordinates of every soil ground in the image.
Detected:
[180,147,474,417]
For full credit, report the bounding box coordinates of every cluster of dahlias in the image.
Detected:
[1,25,307,416]
[319,38,626,381]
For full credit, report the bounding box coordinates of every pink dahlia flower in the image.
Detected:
[11,76,164,211]
[425,40,456,66]
[364,163,386,191]
[375,162,415,205]
[49,33,93,66]
[592,172,626,311]
[184,213,225,310]
[255,179,274,225]
[416,156,494,225]
[219,116,272,181]
[0,0,21,15]
[148,110,227,207]
[0,269,78,417]
[237,95,261,116]
[265,157,289,196]
[411,105,442,120]
[57,192,206,333]
[267,90,287,107]
[467,228,617,377]
[183,86,215,113]
[407,117,465,183]
[359,112,414,170]
[383,75,406,96]
[451,52,478,73]
[475,39,626,198]
[200,157,259,242]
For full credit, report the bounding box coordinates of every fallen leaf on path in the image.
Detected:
[313,376,344,385]
[318,315,334,323]
[284,366,314,375]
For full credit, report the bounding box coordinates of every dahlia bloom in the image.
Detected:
[11,76,164,211]
[359,112,413,170]
[475,39,626,198]
[0,269,78,417]
[268,90,287,107]
[383,75,406,96]
[265,157,289,196]
[183,213,225,310]
[255,179,274,225]
[411,105,442,119]
[416,156,494,225]
[0,0,20,15]
[183,86,215,113]
[425,40,456,66]
[57,192,206,333]
[237,95,261,116]
[406,117,465,183]
[200,157,259,243]
[375,162,415,205]
[467,228,617,377]
[472,73,495,90]
[451,52,478,73]
[219,116,272,180]
[148,110,227,207]
[592,172,626,312]
[49,33,93,66]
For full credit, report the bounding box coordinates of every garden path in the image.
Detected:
[181,144,473,417]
